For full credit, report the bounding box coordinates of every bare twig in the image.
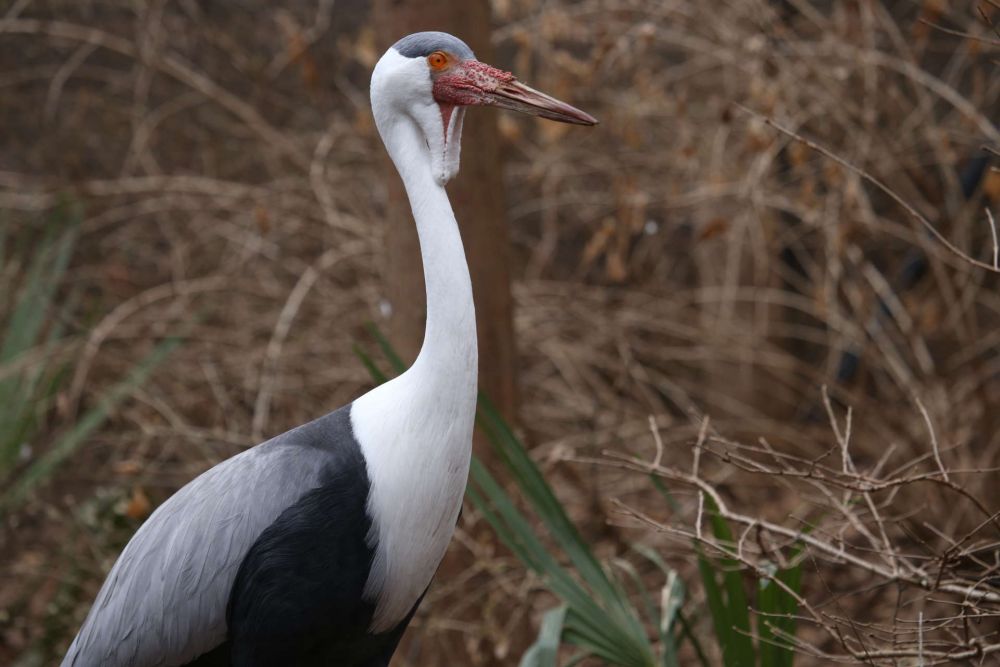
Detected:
[915,397,949,483]
[649,414,664,468]
[986,208,999,271]
[917,18,1000,46]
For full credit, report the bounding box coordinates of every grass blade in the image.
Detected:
[365,322,407,374]
[0,213,77,365]
[757,564,780,667]
[697,544,734,664]
[352,343,390,384]
[0,220,78,469]
[697,494,754,667]
[519,605,567,667]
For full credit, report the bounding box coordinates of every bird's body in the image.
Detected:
[63,31,594,667]
[68,406,409,667]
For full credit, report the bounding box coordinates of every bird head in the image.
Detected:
[371,31,597,186]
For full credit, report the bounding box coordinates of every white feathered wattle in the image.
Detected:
[352,47,477,632]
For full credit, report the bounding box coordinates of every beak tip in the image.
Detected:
[570,111,599,126]
[554,108,599,126]
[561,105,598,126]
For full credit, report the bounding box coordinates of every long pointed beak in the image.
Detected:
[485,80,598,126]
[433,60,598,126]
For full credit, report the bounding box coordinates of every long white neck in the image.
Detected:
[351,97,479,633]
[390,121,478,386]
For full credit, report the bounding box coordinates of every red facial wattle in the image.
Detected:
[438,103,456,140]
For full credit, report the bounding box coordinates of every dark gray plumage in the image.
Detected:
[393,31,475,60]
[62,406,406,667]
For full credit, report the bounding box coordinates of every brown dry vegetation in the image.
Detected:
[1,0,999,665]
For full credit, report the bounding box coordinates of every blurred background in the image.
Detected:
[1,1,999,665]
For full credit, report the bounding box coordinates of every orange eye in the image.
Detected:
[428,51,449,70]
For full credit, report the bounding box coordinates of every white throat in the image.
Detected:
[351,47,478,632]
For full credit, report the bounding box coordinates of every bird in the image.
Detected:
[63,31,596,667]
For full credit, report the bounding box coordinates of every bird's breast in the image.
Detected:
[349,378,476,633]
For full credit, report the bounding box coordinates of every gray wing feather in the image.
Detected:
[62,421,338,667]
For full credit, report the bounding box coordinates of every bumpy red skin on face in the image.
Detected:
[432,60,516,137]
[432,60,515,106]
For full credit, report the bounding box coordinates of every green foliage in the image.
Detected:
[756,560,801,667]
[519,605,567,667]
[0,209,177,514]
[696,495,753,666]
[356,329,801,667]
[696,496,802,667]
[0,209,78,475]
[471,400,663,667]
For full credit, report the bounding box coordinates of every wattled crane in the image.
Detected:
[63,31,595,667]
